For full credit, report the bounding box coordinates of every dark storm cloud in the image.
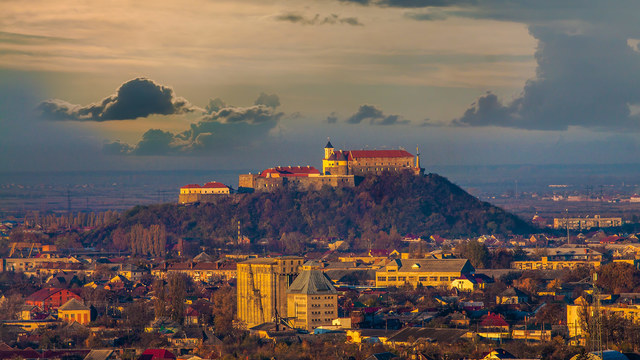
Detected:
[254,92,281,108]
[404,10,448,21]
[345,104,410,125]
[454,27,640,131]
[275,13,363,26]
[338,0,473,7]
[38,78,197,121]
[347,0,640,131]
[105,93,283,156]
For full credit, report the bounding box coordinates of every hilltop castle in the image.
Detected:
[322,140,422,176]
[238,140,424,191]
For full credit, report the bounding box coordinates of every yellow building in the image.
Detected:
[179,182,230,204]
[58,298,91,324]
[511,257,601,270]
[375,259,475,288]
[286,270,338,331]
[567,298,640,338]
[553,215,622,230]
[322,141,423,176]
[236,256,304,328]
[117,264,147,281]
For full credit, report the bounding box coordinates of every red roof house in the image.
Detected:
[139,349,176,360]
[25,288,81,311]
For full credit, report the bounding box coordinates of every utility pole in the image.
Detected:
[566,208,570,245]
[67,189,72,230]
[592,272,603,358]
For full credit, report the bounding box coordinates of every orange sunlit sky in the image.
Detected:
[2,0,640,172]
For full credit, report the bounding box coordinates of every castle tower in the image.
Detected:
[416,145,421,169]
[324,138,334,160]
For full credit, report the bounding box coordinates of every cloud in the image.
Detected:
[202,105,283,124]
[453,26,640,131]
[106,93,283,155]
[327,112,339,124]
[38,78,198,121]
[404,9,448,21]
[342,0,640,131]
[345,104,410,125]
[102,141,133,155]
[338,0,372,4]
[254,92,281,108]
[338,0,471,7]
[275,13,363,26]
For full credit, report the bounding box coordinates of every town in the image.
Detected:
[1,144,640,360]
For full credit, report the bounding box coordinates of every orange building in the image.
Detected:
[58,298,92,324]
[25,288,81,311]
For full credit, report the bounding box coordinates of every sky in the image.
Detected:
[3,0,640,174]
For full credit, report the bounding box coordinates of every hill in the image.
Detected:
[83,172,534,253]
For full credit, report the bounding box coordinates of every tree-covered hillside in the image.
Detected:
[84,172,534,253]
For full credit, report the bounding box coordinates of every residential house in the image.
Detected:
[477,313,510,341]
[58,298,92,324]
[25,288,81,311]
[450,274,491,291]
[496,287,529,305]
[137,349,176,360]
[117,264,147,281]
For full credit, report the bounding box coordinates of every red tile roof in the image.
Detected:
[327,149,414,161]
[202,182,228,189]
[349,150,414,159]
[141,349,176,360]
[26,288,65,302]
[480,313,509,327]
[259,166,321,177]
[180,184,201,189]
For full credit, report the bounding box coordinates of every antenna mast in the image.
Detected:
[591,272,603,358]
[566,208,570,245]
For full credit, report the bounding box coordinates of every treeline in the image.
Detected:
[112,224,167,256]
[84,172,533,253]
[24,211,119,230]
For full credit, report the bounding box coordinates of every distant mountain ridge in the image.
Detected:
[85,172,534,252]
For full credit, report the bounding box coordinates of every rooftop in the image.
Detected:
[384,259,474,273]
[59,298,89,312]
[287,270,337,295]
[259,166,321,178]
